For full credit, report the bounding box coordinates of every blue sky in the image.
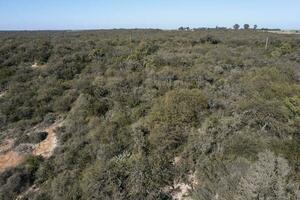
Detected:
[0,0,299,30]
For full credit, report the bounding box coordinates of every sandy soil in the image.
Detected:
[0,151,25,172]
[0,120,63,172]
[0,91,6,98]
[173,156,182,165]
[170,182,193,200]
[0,139,25,173]
[166,158,198,200]
[33,120,62,158]
[31,62,46,69]
[31,63,39,68]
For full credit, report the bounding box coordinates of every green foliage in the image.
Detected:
[239,67,300,135]
[284,96,300,116]
[271,139,300,181]
[149,89,208,126]
[147,89,208,154]
[0,30,300,200]
[128,41,159,60]
[271,42,293,58]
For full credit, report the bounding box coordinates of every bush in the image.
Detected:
[148,89,208,126]
[238,67,300,136]
[1,29,300,200]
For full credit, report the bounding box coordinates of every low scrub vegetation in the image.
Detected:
[0,29,300,199]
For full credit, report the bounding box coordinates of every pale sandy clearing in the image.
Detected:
[31,62,45,69]
[0,139,25,173]
[0,151,25,172]
[170,182,192,200]
[0,91,6,98]
[31,62,39,68]
[166,157,197,199]
[0,120,63,172]
[173,156,182,165]
[33,120,63,158]
[166,172,198,200]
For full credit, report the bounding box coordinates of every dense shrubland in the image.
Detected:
[0,29,300,199]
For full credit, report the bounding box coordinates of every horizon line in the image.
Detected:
[0,27,297,32]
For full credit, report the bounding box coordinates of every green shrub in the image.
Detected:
[128,42,159,60]
[239,67,300,135]
[148,89,208,126]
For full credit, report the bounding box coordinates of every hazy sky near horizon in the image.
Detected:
[0,0,299,30]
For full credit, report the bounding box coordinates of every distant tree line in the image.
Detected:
[178,24,279,31]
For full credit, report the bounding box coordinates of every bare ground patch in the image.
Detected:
[0,120,63,172]
[268,30,300,35]
[0,151,25,172]
[31,62,45,69]
[33,120,63,158]
[167,173,198,200]
[164,157,199,200]
[0,91,6,98]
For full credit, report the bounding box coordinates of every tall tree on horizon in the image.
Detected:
[244,24,250,29]
[233,24,240,30]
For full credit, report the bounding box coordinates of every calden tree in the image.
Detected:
[244,24,250,29]
[233,24,240,30]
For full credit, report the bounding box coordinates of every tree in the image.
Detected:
[244,24,250,29]
[233,24,240,30]
[253,24,258,30]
